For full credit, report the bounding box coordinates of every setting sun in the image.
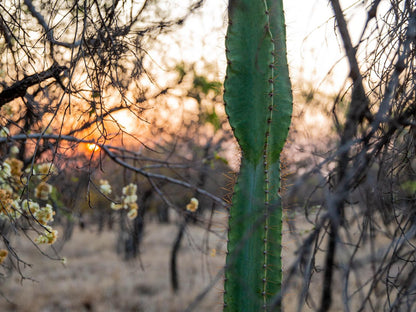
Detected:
[87,143,100,152]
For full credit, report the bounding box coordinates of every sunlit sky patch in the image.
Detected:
[161,0,391,94]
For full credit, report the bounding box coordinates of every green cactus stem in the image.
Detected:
[223,0,292,311]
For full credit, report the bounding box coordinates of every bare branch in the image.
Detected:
[0,63,68,107]
[0,133,226,207]
[23,0,82,48]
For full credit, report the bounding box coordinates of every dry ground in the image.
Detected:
[0,211,319,312]
[0,220,228,312]
[0,207,385,312]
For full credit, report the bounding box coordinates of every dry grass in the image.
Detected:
[0,206,385,312]
[0,210,319,312]
[0,219,228,312]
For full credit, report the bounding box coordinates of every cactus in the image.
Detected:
[223,0,292,311]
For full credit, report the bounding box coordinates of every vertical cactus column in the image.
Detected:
[223,0,292,311]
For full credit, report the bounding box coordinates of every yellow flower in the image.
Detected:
[111,183,139,212]
[9,200,22,219]
[122,183,137,196]
[34,204,55,225]
[1,184,12,194]
[0,162,12,181]
[37,163,58,180]
[186,197,199,212]
[128,202,138,211]
[10,146,19,155]
[22,199,40,214]
[35,226,58,244]
[123,194,138,205]
[35,182,53,200]
[5,158,23,177]
[0,188,14,215]
[0,249,8,264]
[110,202,123,210]
[99,179,112,195]
[127,209,138,220]
[46,230,58,244]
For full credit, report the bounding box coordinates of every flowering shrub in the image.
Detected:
[109,182,139,220]
[0,138,59,245]
[34,225,58,244]
[186,197,199,212]
[99,179,112,196]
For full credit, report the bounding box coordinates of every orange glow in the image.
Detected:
[112,110,138,133]
[87,143,100,152]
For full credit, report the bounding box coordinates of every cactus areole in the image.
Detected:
[223,0,292,311]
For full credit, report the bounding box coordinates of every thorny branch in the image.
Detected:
[280,1,416,311]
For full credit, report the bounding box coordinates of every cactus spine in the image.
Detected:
[223,0,292,311]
